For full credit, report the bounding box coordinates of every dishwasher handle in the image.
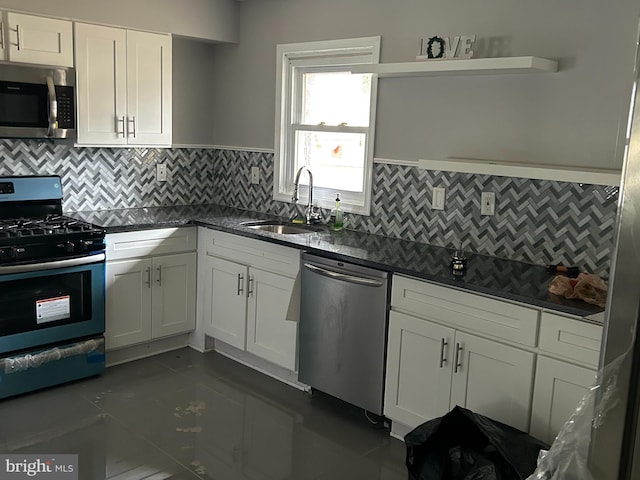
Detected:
[303,262,384,287]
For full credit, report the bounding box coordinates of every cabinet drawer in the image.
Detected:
[107,227,197,260]
[538,312,603,368]
[199,228,300,278]
[391,275,539,347]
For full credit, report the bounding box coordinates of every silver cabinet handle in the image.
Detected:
[14,24,20,50]
[454,343,463,373]
[128,116,136,138]
[116,116,125,137]
[439,338,448,368]
[145,266,151,288]
[247,275,254,297]
[0,22,4,50]
[237,273,244,296]
[156,265,162,286]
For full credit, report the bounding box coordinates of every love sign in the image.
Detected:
[418,35,476,59]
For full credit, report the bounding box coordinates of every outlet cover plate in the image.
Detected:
[251,167,260,185]
[432,187,445,210]
[156,164,167,182]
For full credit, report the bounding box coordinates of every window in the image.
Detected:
[274,37,380,215]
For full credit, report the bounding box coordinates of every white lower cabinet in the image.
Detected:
[529,356,597,444]
[384,311,453,428]
[529,311,602,444]
[386,274,604,443]
[198,228,300,371]
[450,331,535,432]
[385,310,534,432]
[203,255,247,350]
[106,257,153,349]
[105,228,197,350]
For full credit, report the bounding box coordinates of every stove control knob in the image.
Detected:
[58,241,75,253]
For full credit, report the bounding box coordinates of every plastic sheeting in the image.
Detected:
[1,338,104,374]
[525,355,622,480]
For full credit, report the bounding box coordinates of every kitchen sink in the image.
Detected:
[241,220,322,235]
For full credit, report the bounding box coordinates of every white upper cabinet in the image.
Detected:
[75,23,172,146]
[75,23,127,146]
[125,30,172,146]
[1,12,73,67]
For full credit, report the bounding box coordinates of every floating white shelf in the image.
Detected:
[350,56,558,77]
[419,158,620,186]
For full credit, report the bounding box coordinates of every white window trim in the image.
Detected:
[274,36,380,216]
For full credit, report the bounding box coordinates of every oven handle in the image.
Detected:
[0,254,105,275]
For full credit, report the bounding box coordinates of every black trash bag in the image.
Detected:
[405,406,549,480]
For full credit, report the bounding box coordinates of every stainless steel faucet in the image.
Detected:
[292,166,321,224]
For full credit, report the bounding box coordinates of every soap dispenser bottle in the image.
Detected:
[331,193,343,231]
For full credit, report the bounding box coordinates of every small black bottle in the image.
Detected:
[450,243,468,278]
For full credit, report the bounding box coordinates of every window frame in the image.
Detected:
[274,37,381,216]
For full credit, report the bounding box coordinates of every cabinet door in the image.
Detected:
[6,13,73,67]
[106,258,153,349]
[246,268,298,371]
[384,311,454,428]
[203,256,248,350]
[530,356,596,444]
[75,23,127,145]
[450,332,534,432]
[126,30,172,146]
[151,252,196,339]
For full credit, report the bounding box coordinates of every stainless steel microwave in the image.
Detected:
[0,64,76,140]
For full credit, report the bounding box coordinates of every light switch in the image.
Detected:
[481,192,495,215]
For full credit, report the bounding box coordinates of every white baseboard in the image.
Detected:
[105,334,191,367]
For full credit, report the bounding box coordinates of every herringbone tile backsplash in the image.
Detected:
[0,139,617,274]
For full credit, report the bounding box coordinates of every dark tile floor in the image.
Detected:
[0,348,407,479]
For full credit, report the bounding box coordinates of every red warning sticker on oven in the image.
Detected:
[36,295,71,324]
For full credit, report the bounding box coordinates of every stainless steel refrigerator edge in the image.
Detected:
[590,16,640,480]
[298,253,389,415]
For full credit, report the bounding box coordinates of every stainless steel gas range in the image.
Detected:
[0,176,106,399]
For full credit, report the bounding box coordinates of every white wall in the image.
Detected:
[0,0,239,42]
[172,38,217,146]
[210,0,640,170]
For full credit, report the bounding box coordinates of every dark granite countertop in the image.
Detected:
[67,204,605,319]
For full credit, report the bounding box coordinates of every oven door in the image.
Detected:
[0,254,105,355]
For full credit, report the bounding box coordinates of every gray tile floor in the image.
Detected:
[0,348,407,479]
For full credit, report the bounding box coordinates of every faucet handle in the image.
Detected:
[307,206,322,224]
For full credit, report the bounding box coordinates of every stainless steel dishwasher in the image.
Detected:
[298,253,389,415]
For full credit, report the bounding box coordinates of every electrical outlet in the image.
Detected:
[250,167,260,185]
[156,164,167,182]
[432,187,445,210]
[481,191,495,215]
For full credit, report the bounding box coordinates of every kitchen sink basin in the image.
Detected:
[241,220,322,235]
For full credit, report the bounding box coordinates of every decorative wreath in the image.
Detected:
[426,36,445,59]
